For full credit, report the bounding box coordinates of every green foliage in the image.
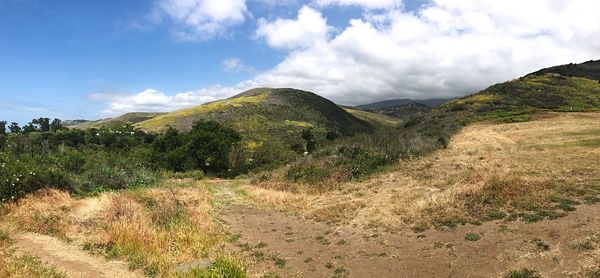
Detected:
[182,256,246,278]
[464,232,481,241]
[0,117,241,202]
[151,121,241,175]
[287,165,326,183]
[506,268,541,278]
[301,128,317,154]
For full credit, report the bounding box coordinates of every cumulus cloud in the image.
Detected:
[255,6,331,49]
[91,83,256,116]
[221,57,256,73]
[314,0,401,9]
[155,0,248,41]
[252,0,600,104]
[99,0,600,115]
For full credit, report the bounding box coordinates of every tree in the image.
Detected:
[301,128,317,154]
[0,121,6,135]
[50,118,63,132]
[186,120,241,174]
[325,130,339,141]
[151,122,241,174]
[22,122,37,133]
[8,122,21,133]
[34,118,50,132]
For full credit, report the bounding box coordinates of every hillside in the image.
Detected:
[137,88,373,141]
[356,98,449,110]
[528,59,600,81]
[401,74,600,146]
[73,112,166,129]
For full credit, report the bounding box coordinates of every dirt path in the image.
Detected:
[13,232,142,278]
[220,202,600,277]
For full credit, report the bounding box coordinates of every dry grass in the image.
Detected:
[97,185,225,275]
[246,112,600,229]
[1,189,75,238]
[0,229,67,277]
[0,181,245,277]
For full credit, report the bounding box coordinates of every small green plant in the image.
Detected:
[315,235,331,245]
[270,256,286,269]
[506,268,541,278]
[531,238,550,252]
[465,232,481,241]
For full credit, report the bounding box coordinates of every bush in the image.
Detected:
[287,165,327,183]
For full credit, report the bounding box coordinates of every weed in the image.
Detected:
[316,235,331,245]
[336,239,347,246]
[333,266,350,278]
[531,238,550,252]
[465,232,481,241]
[506,268,541,278]
[255,242,268,249]
[270,256,286,269]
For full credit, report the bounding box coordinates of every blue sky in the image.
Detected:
[1,0,599,124]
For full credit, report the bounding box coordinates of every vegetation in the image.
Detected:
[0,118,241,203]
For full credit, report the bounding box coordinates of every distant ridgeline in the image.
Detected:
[527,60,600,81]
[401,59,600,147]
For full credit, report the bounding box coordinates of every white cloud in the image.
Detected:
[255,6,331,49]
[99,0,600,115]
[314,0,402,9]
[92,83,256,116]
[155,0,248,41]
[221,57,256,73]
[251,0,600,104]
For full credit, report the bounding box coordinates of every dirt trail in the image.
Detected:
[14,232,142,278]
[220,201,600,277]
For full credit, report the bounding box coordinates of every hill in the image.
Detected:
[397,72,600,152]
[528,59,600,81]
[356,98,450,110]
[73,112,166,129]
[136,88,374,155]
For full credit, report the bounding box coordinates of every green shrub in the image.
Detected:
[287,165,327,183]
[183,256,246,278]
[506,268,541,278]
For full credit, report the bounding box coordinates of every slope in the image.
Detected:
[136,88,373,141]
[73,112,166,129]
[528,59,600,81]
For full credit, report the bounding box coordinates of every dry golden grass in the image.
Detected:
[0,181,245,277]
[246,112,600,229]
[1,189,75,238]
[97,185,225,275]
[0,228,67,277]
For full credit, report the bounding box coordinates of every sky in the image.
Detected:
[1,0,600,124]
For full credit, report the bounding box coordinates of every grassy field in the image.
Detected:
[0,180,246,277]
[1,112,600,277]
[248,112,600,229]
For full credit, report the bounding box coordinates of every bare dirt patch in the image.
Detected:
[220,200,600,277]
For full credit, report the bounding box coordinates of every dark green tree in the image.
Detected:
[0,121,6,135]
[22,122,37,133]
[301,128,316,154]
[50,118,63,132]
[8,122,21,133]
[185,120,241,174]
[325,130,339,141]
[152,127,189,172]
[35,118,50,132]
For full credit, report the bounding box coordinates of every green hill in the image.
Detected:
[74,112,166,129]
[137,87,373,145]
[404,73,600,145]
[528,60,600,81]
